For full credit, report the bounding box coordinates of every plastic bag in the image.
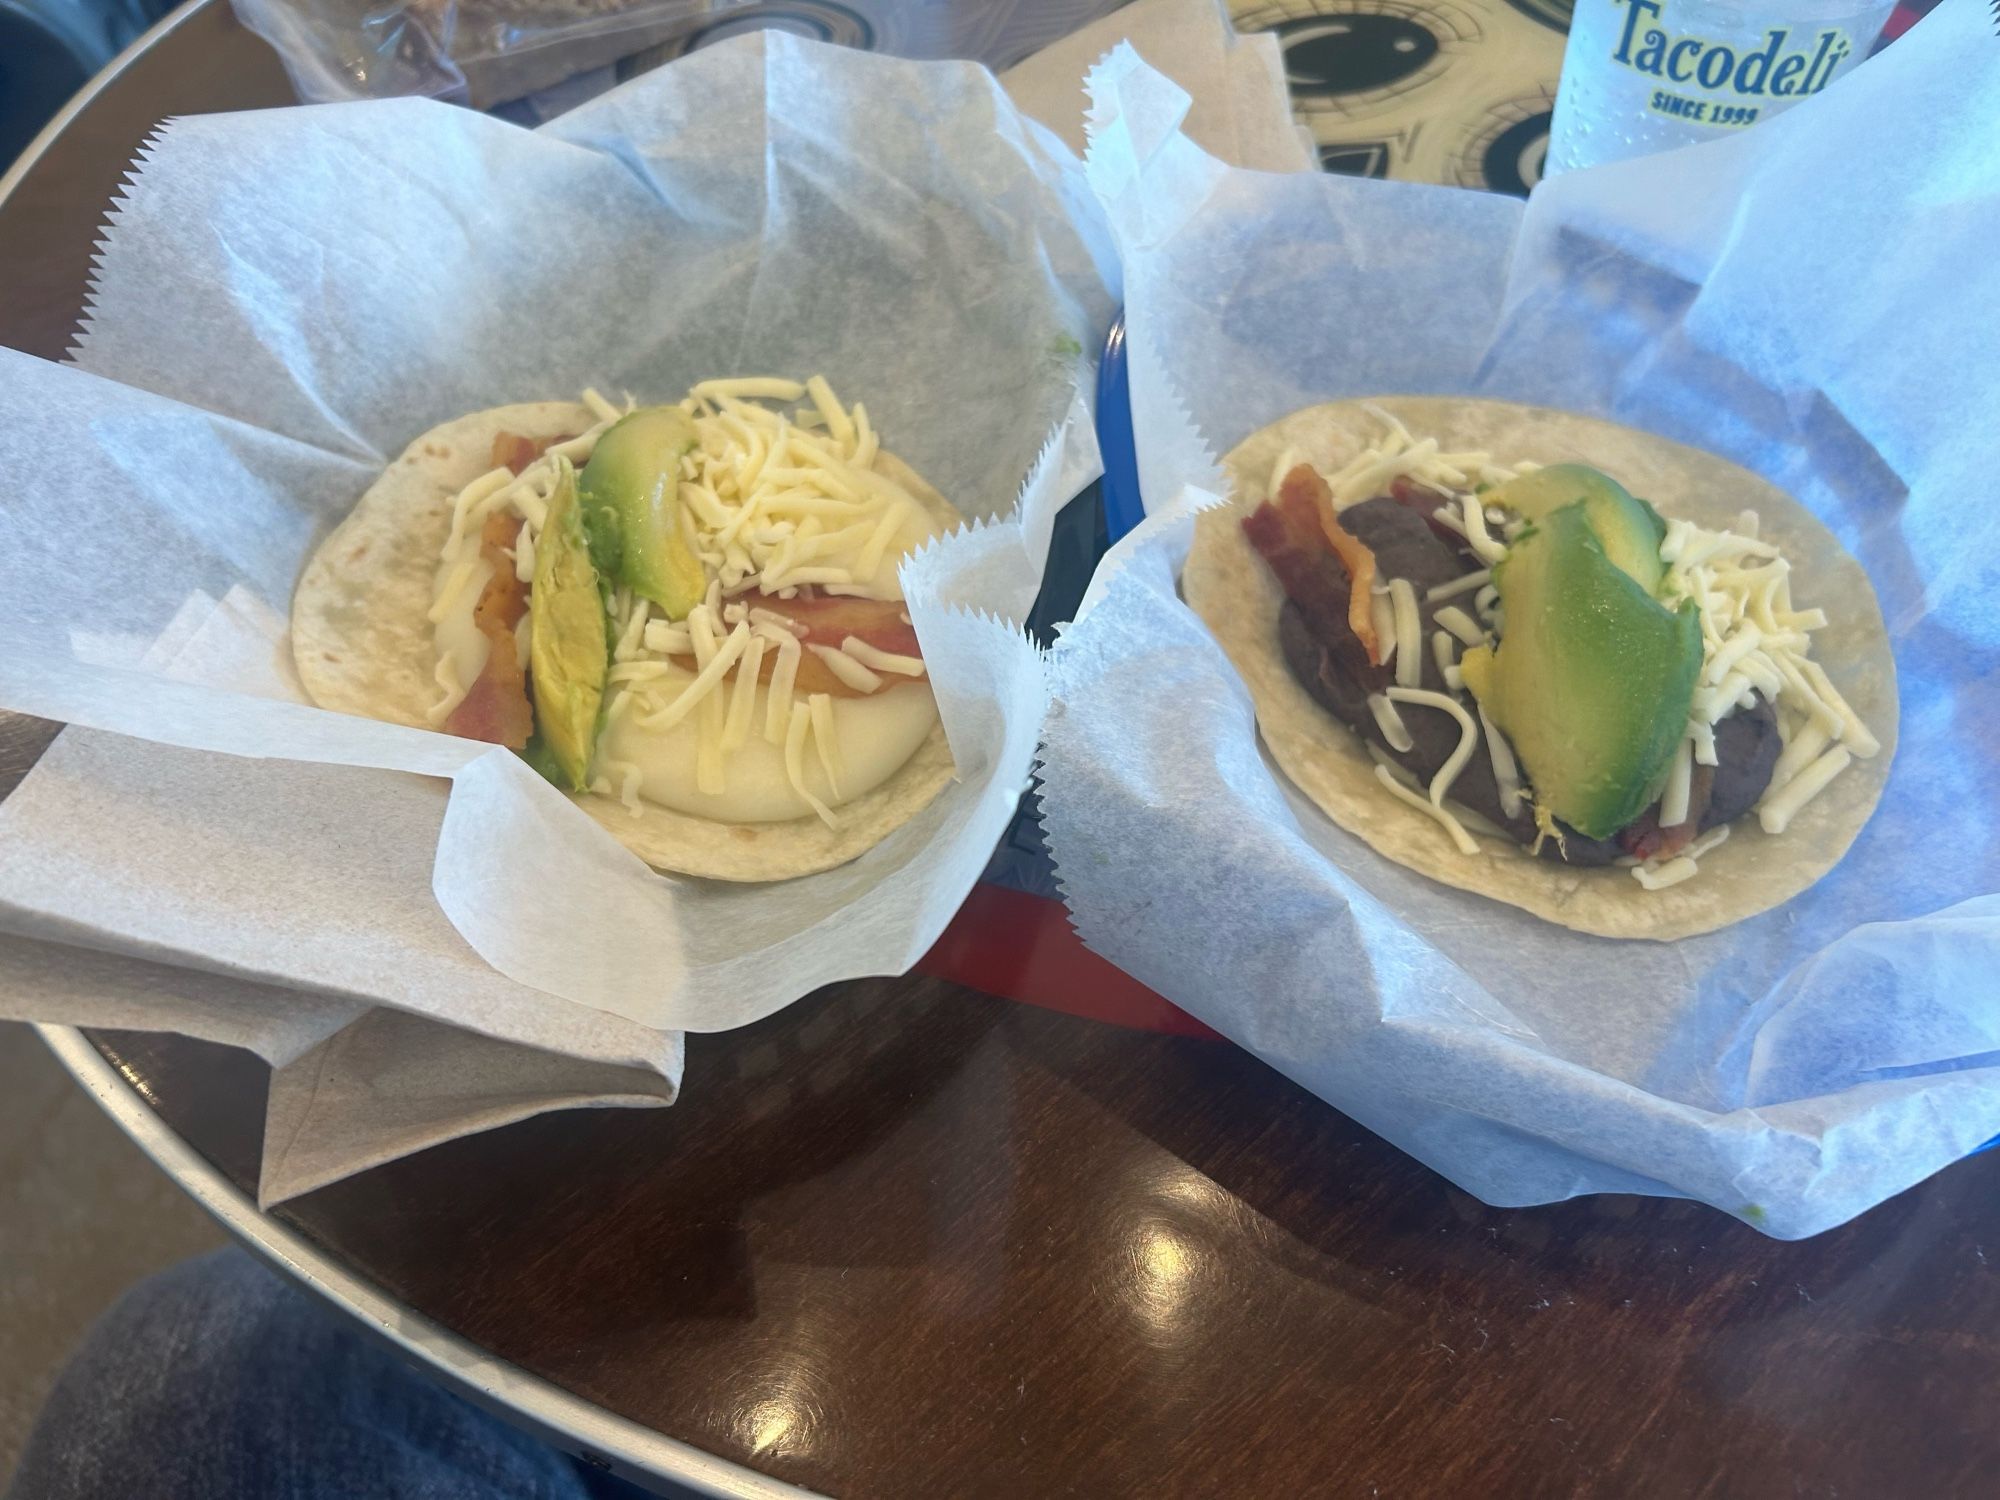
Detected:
[230,0,745,107]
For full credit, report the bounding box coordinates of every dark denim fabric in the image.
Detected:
[8,1249,661,1500]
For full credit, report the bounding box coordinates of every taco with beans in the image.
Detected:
[1184,397,1896,939]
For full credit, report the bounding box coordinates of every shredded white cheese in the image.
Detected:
[841,637,925,677]
[1765,719,1831,799]
[444,468,514,557]
[1367,692,1415,753]
[1459,493,1509,565]
[1477,701,1523,820]
[1317,414,1536,510]
[1758,745,1852,834]
[1425,569,1490,604]
[635,616,750,731]
[721,634,766,750]
[1266,445,1304,499]
[692,377,804,403]
[428,556,483,627]
[1433,606,1485,647]
[426,650,465,725]
[809,692,843,801]
[422,376,936,819]
[1390,579,1423,689]
[1370,588,1398,665]
[1386,686,1480,822]
[1658,507,1880,851]
[808,643,884,694]
[764,630,802,744]
[1632,855,1698,890]
[1659,736,1694,827]
[1431,630,1457,684]
[1631,823,1731,890]
[1688,717,1718,767]
[1373,764,1479,855]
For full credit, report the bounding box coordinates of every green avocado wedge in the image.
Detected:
[1458,500,1701,840]
[578,406,705,620]
[529,460,610,793]
[1489,463,1669,594]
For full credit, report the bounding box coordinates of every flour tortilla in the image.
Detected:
[293,402,959,882]
[1184,397,1898,940]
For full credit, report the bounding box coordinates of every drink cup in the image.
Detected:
[1548,0,1899,174]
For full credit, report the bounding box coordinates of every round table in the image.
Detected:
[7,5,2000,1497]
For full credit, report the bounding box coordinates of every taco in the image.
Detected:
[294,377,959,881]
[1184,397,1896,940]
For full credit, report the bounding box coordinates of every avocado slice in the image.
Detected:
[529,460,610,793]
[578,406,705,619]
[1489,464,1668,594]
[1458,501,1701,840]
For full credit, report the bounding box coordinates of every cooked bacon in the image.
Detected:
[1243,499,1341,634]
[1618,810,1694,863]
[444,513,534,748]
[491,431,577,476]
[672,590,923,698]
[758,591,921,657]
[1244,464,1385,665]
[470,512,528,636]
[1617,766,1714,861]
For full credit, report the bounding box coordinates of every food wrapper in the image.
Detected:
[1040,0,2000,1239]
[0,31,1121,1203]
[230,0,736,109]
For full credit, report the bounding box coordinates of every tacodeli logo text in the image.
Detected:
[1610,0,1854,125]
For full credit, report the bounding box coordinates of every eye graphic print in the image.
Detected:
[1278,14,1437,92]
[1446,92,1555,196]
[1319,141,1394,178]
[1238,0,1482,122]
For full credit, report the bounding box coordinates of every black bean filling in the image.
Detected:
[1279,494,1781,865]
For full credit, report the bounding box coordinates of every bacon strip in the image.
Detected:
[759,592,920,656]
[673,590,922,698]
[1244,464,1384,665]
[1618,765,1715,862]
[491,431,576,476]
[444,513,534,748]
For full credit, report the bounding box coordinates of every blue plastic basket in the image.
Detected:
[1095,310,1146,543]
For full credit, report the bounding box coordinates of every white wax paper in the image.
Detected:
[0,4,1304,1201]
[1041,2,2000,1239]
[0,31,1116,1041]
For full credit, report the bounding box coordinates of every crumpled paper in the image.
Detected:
[1040,0,2000,1239]
[0,3,1300,1203]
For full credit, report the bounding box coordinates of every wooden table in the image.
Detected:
[6,5,2000,1496]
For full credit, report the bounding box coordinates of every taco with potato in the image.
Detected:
[293,377,959,881]
[1184,397,1896,940]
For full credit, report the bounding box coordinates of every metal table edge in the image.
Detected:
[39,1025,826,1500]
[0,0,204,213]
